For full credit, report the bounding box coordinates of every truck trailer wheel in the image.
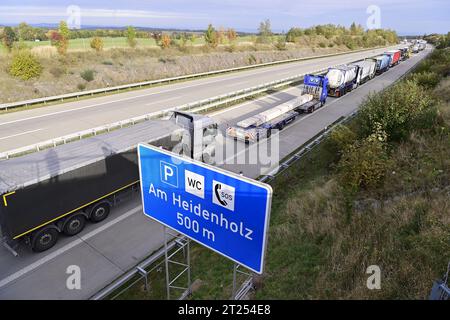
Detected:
[32,227,59,252]
[63,214,86,236]
[90,202,111,223]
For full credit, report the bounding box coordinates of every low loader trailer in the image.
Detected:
[226,74,328,143]
[0,111,218,254]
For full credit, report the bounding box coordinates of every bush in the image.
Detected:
[410,72,442,90]
[90,37,104,52]
[247,54,257,64]
[275,38,287,51]
[329,125,357,155]
[337,130,390,192]
[77,83,86,91]
[9,50,43,80]
[358,80,435,142]
[80,69,95,82]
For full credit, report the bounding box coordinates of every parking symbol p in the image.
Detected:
[160,161,178,188]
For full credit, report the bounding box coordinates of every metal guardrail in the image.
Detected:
[0,46,390,111]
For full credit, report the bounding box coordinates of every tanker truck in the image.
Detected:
[0,111,218,254]
[326,65,359,97]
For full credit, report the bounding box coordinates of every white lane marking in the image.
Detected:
[0,48,393,128]
[0,206,142,290]
[0,128,44,141]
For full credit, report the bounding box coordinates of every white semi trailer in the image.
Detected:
[352,60,377,85]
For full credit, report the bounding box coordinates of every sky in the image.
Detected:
[0,0,448,35]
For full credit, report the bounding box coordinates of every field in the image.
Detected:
[0,36,260,54]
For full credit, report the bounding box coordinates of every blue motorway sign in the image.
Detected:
[137,143,272,274]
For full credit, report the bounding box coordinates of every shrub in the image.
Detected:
[160,35,171,49]
[275,38,287,51]
[411,72,442,90]
[77,83,86,91]
[329,125,357,155]
[248,54,257,64]
[358,80,435,141]
[80,69,95,82]
[102,60,113,65]
[337,130,390,192]
[126,26,137,48]
[90,37,104,52]
[9,50,43,80]
[318,42,327,48]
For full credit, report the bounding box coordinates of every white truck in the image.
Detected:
[351,59,377,85]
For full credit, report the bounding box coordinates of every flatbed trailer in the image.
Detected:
[226,74,328,143]
[0,112,217,254]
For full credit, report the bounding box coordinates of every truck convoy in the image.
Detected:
[226,74,328,143]
[0,112,218,253]
[326,65,358,97]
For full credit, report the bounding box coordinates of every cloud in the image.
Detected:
[0,6,208,20]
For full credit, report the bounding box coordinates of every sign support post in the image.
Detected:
[231,263,253,300]
[164,227,192,300]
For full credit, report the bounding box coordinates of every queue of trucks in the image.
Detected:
[227,44,420,143]
[0,43,424,254]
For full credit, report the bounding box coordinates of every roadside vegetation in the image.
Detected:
[0,21,398,103]
[189,48,450,299]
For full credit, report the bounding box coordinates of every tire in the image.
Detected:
[63,214,86,236]
[32,227,59,252]
[90,202,111,223]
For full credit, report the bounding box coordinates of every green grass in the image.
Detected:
[0,35,285,54]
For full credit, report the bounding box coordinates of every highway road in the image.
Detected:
[0,46,400,153]
[0,48,430,299]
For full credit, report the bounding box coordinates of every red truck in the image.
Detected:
[384,50,401,67]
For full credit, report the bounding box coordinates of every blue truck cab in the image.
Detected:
[298,74,328,112]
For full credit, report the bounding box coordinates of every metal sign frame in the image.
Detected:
[137,143,272,275]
